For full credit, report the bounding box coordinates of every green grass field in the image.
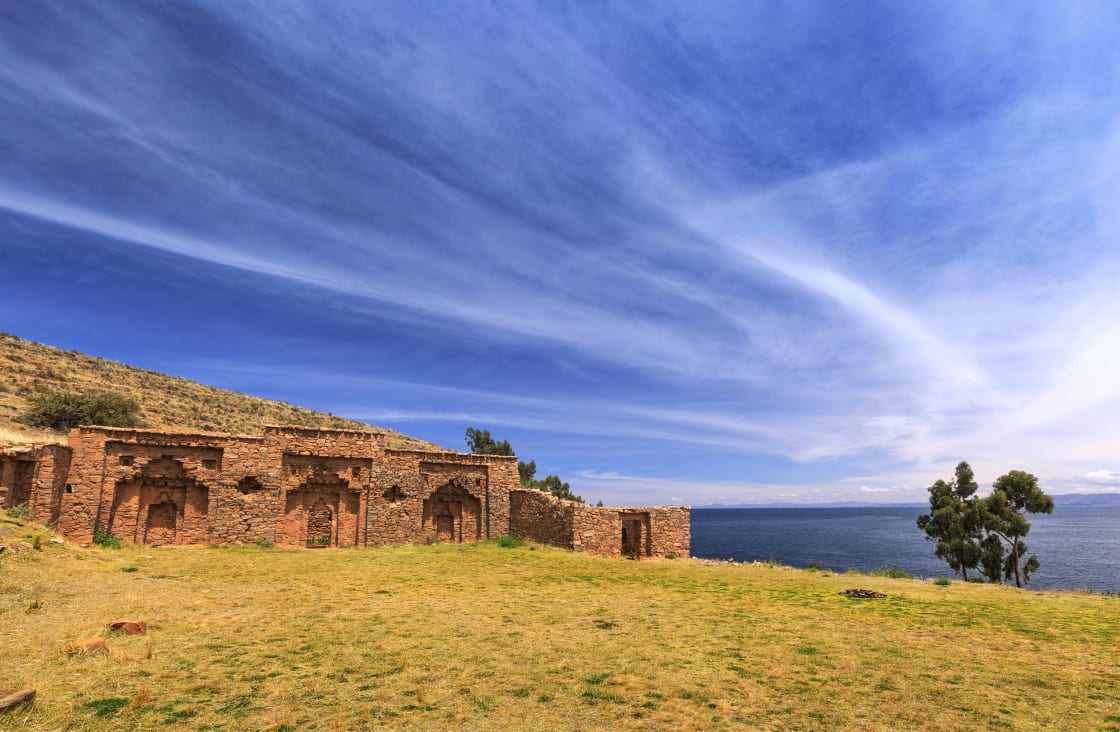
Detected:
[2,516,1117,731]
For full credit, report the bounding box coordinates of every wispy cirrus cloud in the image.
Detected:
[2,3,1119,504]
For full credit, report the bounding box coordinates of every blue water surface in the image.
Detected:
[691,506,1120,592]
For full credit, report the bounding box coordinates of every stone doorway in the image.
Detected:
[435,508,455,543]
[423,481,481,544]
[621,512,650,557]
[307,500,333,547]
[145,501,178,545]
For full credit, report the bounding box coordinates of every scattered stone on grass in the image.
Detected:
[49,537,64,545]
[63,637,108,655]
[0,688,36,713]
[842,588,887,599]
[109,620,146,636]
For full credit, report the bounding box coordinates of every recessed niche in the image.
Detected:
[237,477,264,494]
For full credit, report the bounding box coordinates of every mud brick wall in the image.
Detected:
[509,488,576,548]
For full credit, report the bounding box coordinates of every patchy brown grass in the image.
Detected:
[0,424,62,447]
[0,333,437,450]
[1,522,1117,731]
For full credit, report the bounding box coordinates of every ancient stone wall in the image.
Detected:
[30,444,70,526]
[571,504,625,556]
[50,426,526,548]
[372,450,518,544]
[647,506,691,558]
[509,488,576,548]
[1,444,72,527]
[9,425,688,557]
[0,447,37,510]
[510,488,691,558]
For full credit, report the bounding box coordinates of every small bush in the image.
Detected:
[93,527,123,549]
[425,535,440,545]
[19,389,143,432]
[5,503,31,520]
[254,538,275,549]
[664,552,677,560]
[496,534,524,548]
[934,576,952,586]
[871,565,911,579]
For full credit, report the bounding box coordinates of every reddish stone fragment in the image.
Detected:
[109,620,146,636]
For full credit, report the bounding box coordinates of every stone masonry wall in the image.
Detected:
[1,447,41,511]
[14,424,687,556]
[509,488,691,558]
[30,444,71,526]
[509,488,576,548]
[374,450,519,544]
[571,504,624,557]
[647,506,691,558]
[51,425,526,548]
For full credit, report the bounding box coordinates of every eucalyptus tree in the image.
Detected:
[465,426,584,503]
[917,461,983,580]
[980,470,1054,588]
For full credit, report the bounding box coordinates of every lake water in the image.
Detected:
[691,506,1120,592]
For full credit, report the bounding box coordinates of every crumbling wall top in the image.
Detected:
[385,448,517,463]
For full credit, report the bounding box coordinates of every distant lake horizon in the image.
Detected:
[690,506,1120,593]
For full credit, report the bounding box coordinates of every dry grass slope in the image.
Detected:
[1,516,1118,731]
[0,333,438,450]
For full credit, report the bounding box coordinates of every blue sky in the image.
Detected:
[2,2,1119,505]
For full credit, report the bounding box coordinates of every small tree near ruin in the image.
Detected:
[980,470,1053,588]
[465,427,584,503]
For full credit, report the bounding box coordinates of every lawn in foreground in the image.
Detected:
[1,523,1118,730]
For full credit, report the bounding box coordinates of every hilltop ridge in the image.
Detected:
[0,333,439,451]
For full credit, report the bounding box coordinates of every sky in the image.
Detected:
[2,2,1119,506]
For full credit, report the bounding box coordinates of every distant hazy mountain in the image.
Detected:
[695,494,1120,509]
[1051,493,1120,507]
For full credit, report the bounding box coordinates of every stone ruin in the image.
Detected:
[0,425,689,558]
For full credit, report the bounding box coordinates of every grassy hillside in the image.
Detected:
[1,518,1117,731]
[0,333,439,450]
